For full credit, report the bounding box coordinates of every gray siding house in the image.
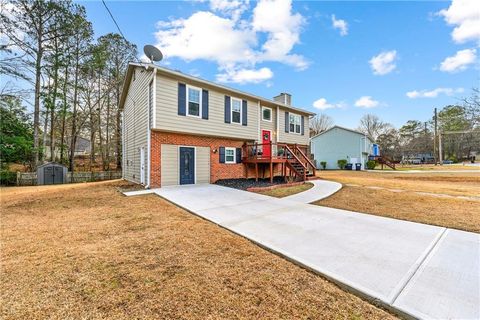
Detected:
[119,63,314,188]
[311,126,374,170]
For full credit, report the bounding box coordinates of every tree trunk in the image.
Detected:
[60,64,69,163]
[69,46,80,172]
[33,38,43,166]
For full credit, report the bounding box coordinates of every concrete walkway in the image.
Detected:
[151,184,479,319]
[283,179,342,203]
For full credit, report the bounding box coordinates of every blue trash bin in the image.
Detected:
[355,163,362,171]
[345,163,353,170]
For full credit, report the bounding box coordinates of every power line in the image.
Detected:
[101,0,142,63]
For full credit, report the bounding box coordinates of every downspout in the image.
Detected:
[276,106,280,142]
[146,68,157,189]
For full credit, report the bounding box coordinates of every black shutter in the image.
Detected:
[202,89,209,119]
[178,83,186,116]
[301,116,305,135]
[285,111,289,133]
[219,147,225,163]
[224,96,231,123]
[242,100,247,126]
[236,148,242,163]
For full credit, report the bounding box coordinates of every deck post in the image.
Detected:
[269,141,273,183]
[255,163,258,182]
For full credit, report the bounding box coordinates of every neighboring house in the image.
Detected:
[119,63,314,188]
[44,136,91,159]
[310,126,374,170]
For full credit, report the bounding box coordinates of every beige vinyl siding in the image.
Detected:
[278,109,309,145]
[260,106,276,142]
[123,67,152,184]
[161,144,179,186]
[195,147,210,183]
[155,74,258,140]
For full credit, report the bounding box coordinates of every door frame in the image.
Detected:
[261,129,272,156]
[178,146,197,185]
[140,147,145,184]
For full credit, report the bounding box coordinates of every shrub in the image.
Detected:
[366,160,377,170]
[337,159,348,169]
[320,161,327,170]
[0,169,17,186]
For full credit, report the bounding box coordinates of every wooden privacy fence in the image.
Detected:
[16,171,122,186]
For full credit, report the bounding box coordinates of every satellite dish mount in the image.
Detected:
[143,45,163,64]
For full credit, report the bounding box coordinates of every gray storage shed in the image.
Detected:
[37,162,67,185]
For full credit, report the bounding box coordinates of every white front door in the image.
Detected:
[140,147,145,184]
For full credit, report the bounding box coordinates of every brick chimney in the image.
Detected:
[273,92,291,106]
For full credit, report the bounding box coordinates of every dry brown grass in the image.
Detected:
[255,182,314,198]
[318,170,480,197]
[1,181,394,319]
[314,186,480,233]
[314,171,480,233]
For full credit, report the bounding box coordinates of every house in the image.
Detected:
[310,126,374,170]
[44,136,91,159]
[119,63,315,188]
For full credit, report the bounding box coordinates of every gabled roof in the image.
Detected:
[311,125,374,142]
[119,62,315,116]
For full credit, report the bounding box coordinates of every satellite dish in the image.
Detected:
[143,45,163,63]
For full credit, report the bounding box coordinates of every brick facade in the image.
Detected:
[150,131,251,188]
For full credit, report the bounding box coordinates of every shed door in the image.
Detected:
[44,167,54,185]
[53,166,63,184]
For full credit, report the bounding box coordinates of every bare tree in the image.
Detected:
[309,113,334,136]
[1,0,71,165]
[357,114,390,141]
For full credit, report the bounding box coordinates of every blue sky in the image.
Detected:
[80,0,479,128]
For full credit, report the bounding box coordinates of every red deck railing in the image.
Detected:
[242,142,316,182]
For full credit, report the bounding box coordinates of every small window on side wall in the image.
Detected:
[225,147,235,163]
[262,107,272,122]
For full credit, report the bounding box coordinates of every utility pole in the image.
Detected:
[434,108,438,165]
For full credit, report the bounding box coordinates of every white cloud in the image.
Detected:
[369,50,397,75]
[216,67,273,83]
[354,96,380,108]
[252,0,307,69]
[331,15,348,36]
[312,98,345,110]
[406,87,464,98]
[153,0,307,84]
[438,0,480,44]
[210,0,249,21]
[439,48,477,72]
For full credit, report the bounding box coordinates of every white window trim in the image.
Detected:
[225,147,236,164]
[289,113,302,135]
[261,106,272,122]
[186,84,202,118]
[230,97,242,125]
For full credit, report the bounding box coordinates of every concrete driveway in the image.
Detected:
[152,184,479,319]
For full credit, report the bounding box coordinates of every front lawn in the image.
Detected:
[1,181,393,319]
[315,171,480,232]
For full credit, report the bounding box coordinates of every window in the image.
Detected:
[187,86,201,117]
[262,107,272,122]
[225,147,235,164]
[289,113,301,134]
[231,98,242,124]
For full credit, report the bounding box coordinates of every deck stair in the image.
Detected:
[375,156,396,170]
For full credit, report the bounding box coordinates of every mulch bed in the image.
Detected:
[215,177,287,190]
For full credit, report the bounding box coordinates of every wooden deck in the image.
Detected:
[242,142,316,183]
